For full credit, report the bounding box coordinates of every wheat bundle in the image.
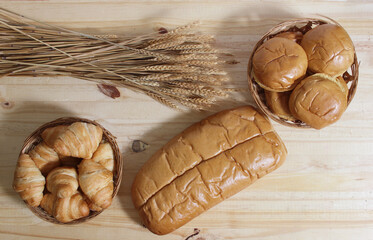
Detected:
[0,8,231,110]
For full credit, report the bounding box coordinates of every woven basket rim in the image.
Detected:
[18,117,123,224]
[247,16,359,129]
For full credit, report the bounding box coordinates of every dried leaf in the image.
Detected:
[132,140,149,153]
[97,84,120,99]
[158,27,168,34]
[225,60,240,65]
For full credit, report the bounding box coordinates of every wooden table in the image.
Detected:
[0,1,372,239]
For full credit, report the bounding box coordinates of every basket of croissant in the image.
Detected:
[12,117,122,224]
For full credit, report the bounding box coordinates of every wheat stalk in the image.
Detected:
[0,8,235,111]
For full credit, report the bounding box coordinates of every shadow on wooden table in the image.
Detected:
[0,101,74,206]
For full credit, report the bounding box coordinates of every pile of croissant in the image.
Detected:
[13,121,115,223]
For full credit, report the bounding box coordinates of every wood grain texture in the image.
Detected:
[0,1,373,239]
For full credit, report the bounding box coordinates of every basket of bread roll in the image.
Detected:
[248,17,359,129]
[12,117,122,224]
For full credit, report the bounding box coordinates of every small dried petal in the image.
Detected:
[132,140,149,153]
[158,27,168,34]
[97,84,120,99]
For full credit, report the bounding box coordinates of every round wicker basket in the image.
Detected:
[247,17,359,128]
[18,117,123,224]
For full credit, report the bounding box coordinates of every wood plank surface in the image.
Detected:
[0,1,373,239]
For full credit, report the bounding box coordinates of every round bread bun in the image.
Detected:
[289,73,347,129]
[252,37,308,92]
[275,31,303,44]
[301,24,354,77]
[265,90,296,121]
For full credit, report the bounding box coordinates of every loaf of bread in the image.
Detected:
[131,106,287,235]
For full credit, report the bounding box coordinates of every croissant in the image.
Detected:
[41,192,90,223]
[13,154,45,207]
[78,159,113,209]
[42,122,103,159]
[29,142,60,175]
[89,142,114,171]
[46,167,79,198]
[84,197,103,212]
[41,125,67,144]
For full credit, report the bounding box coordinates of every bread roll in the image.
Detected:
[131,106,287,235]
[265,90,295,121]
[29,142,60,175]
[289,73,347,129]
[301,24,354,76]
[252,37,307,92]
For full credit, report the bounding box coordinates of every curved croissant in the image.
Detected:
[46,167,79,198]
[89,142,114,172]
[29,142,60,175]
[42,122,103,159]
[41,192,90,223]
[13,154,45,207]
[78,159,113,209]
[84,197,103,212]
[41,125,67,144]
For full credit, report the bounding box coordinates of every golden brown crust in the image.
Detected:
[336,76,349,98]
[131,106,287,235]
[289,73,347,129]
[252,37,307,92]
[13,154,45,207]
[40,192,90,223]
[265,90,296,121]
[46,167,79,199]
[78,159,113,209]
[29,142,60,175]
[301,24,354,77]
[42,122,103,159]
[41,125,68,146]
[88,142,114,172]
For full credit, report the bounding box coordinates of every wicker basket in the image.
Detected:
[18,117,123,224]
[247,17,359,128]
